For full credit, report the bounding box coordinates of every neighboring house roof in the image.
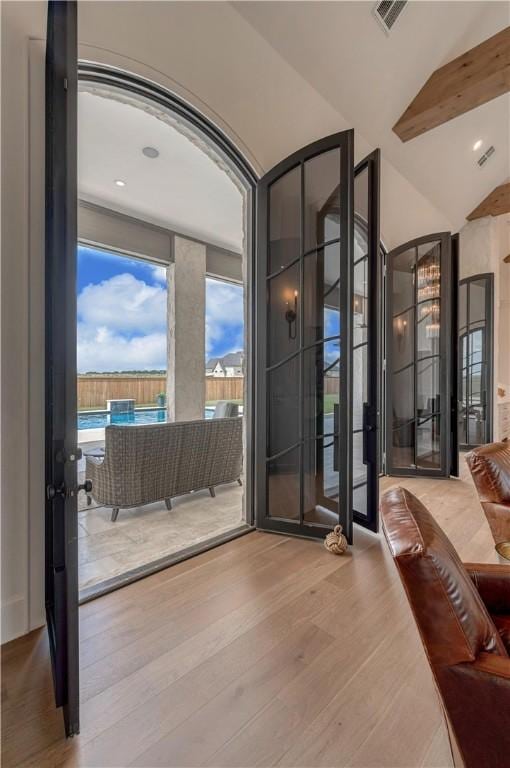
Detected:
[206,351,244,371]
[221,351,244,367]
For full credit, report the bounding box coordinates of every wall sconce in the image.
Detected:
[285,290,298,339]
[394,316,407,353]
[395,317,407,337]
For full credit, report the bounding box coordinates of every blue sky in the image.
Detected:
[324,307,340,339]
[77,245,243,372]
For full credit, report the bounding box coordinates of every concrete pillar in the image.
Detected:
[167,236,206,422]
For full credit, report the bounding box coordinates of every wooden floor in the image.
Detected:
[2,457,500,768]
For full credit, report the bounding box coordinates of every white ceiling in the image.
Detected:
[78,90,244,253]
[74,1,508,246]
[234,0,509,232]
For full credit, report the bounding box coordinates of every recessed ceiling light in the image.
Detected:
[114,179,126,187]
[472,139,483,152]
[142,146,160,159]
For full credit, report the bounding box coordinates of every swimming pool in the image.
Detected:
[77,407,214,430]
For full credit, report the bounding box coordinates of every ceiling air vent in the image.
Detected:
[477,146,495,167]
[373,1,407,34]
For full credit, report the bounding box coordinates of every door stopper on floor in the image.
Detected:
[324,525,348,555]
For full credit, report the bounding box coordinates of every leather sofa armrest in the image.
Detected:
[465,563,510,614]
[480,501,510,545]
[438,654,510,766]
[471,652,510,679]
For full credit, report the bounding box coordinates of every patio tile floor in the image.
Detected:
[77,440,243,593]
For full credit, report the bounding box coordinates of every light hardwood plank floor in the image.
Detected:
[2,455,500,768]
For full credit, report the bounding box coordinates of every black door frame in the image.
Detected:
[255,130,354,542]
[45,53,258,732]
[385,232,453,477]
[450,234,459,477]
[45,0,80,737]
[458,271,494,449]
[353,150,380,532]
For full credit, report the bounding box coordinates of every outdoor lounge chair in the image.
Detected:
[85,416,243,521]
[213,400,239,418]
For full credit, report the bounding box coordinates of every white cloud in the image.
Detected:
[78,325,167,372]
[149,264,168,284]
[205,279,244,358]
[77,272,167,371]
[78,273,167,334]
[77,271,244,372]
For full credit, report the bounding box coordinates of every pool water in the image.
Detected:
[78,407,214,430]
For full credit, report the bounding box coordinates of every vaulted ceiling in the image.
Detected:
[233,1,509,232]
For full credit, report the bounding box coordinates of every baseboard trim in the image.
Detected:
[1,595,28,644]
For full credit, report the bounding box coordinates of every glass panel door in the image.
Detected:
[45,0,80,736]
[352,151,380,531]
[256,131,354,540]
[449,234,459,477]
[386,233,453,476]
[458,273,493,448]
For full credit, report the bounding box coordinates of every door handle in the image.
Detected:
[47,479,92,500]
[362,403,377,465]
[333,403,339,472]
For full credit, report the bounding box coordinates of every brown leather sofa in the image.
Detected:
[465,440,510,559]
[381,486,510,768]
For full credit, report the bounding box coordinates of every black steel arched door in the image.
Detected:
[458,273,494,449]
[385,233,456,477]
[45,0,80,737]
[255,132,355,540]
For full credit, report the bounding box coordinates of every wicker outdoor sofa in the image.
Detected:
[85,416,243,522]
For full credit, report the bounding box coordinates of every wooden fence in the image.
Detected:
[205,376,243,403]
[77,375,244,410]
[324,376,339,394]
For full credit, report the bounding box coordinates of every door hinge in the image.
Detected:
[64,77,68,91]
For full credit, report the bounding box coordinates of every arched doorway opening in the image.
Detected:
[75,65,257,598]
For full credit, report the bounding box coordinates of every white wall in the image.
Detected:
[459,213,510,438]
[75,1,453,249]
[1,0,454,642]
[1,4,45,642]
[493,215,510,398]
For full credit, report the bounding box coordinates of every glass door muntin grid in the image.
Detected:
[265,186,341,525]
[458,273,493,448]
[352,159,377,527]
[386,233,452,477]
[256,131,353,539]
[352,151,381,530]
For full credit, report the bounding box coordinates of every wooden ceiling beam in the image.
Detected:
[467,182,510,221]
[393,27,510,142]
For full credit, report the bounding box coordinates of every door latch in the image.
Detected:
[55,448,83,464]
